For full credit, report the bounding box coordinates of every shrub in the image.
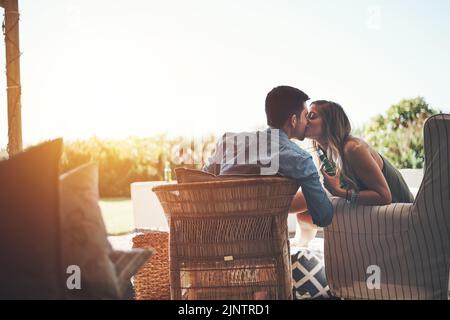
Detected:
[60,135,216,197]
[363,97,440,169]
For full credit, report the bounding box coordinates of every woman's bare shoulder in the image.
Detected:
[344,137,384,169]
[343,137,368,155]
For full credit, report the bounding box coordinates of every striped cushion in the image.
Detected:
[110,249,153,299]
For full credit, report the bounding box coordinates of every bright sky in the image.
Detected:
[0,0,449,147]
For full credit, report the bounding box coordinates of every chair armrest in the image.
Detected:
[327,197,414,235]
[324,198,416,300]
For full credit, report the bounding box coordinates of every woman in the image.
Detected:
[305,100,414,205]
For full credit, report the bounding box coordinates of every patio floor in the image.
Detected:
[108,233,325,256]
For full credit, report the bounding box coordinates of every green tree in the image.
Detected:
[364,97,440,169]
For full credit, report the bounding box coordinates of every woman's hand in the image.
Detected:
[321,166,346,198]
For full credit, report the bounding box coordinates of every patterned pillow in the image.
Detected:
[291,249,332,299]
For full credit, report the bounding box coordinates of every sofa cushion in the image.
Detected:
[110,249,153,299]
[0,139,63,299]
[60,162,152,299]
[175,167,217,183]
[60,162,120,299]
[175,167,262,183]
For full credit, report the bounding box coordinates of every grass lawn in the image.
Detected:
[99,198,134,235]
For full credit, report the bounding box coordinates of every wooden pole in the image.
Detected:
[4,0,22,155]
[0,0,3,155]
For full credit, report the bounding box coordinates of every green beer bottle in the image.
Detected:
[317,148,336,176]
[164,161,172,182]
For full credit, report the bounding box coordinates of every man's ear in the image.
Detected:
[290,114,297,128]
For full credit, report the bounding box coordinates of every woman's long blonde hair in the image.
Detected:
[311,100,359,191]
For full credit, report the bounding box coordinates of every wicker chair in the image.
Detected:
[152,176,299,300]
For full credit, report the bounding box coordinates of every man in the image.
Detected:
[203,85,333,227]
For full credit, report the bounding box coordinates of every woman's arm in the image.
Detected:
[322,142,392,205]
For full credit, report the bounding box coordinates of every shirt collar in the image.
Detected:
[267,127,290,142]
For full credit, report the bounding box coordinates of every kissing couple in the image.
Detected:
[203,85,413,239]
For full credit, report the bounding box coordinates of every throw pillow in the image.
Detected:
[291,249,331,299]
[60,162,120,299]
[0,139,63,299]
[175,167,263,183]
[175,167,217,183]
[60,162,152,299]
[110,249,153,299]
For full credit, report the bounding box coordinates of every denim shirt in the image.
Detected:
[203,128,333,227]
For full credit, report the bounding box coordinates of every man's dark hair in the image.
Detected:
[265,86,310,128]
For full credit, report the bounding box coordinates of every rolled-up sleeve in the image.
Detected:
[280,153,333,227]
